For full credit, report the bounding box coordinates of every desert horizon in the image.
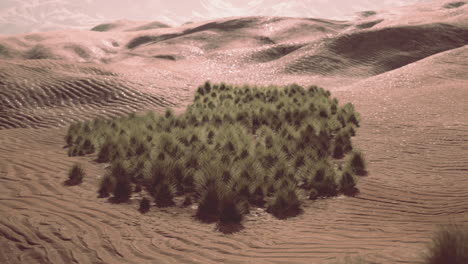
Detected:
[0,0,467,263]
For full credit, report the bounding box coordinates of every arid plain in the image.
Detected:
[0,0,467,263]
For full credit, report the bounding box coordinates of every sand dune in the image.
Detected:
[0,0,467,263]
[285,23,468,76]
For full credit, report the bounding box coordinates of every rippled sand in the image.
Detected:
[0,0,467,263]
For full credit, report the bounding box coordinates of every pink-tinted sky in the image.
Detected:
[0,0,429,34]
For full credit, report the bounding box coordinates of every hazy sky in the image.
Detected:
[0,0,429,34]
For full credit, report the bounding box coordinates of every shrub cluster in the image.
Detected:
[65,82,365,231]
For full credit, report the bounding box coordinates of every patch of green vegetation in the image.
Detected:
[360,11,377,17]
[139,197,151,213]
[91,23,116,32]
[65,82,366,232]
[346,150,367,176]
[66,164,85,185]
[425,224,468,264]
[443,1,466,9]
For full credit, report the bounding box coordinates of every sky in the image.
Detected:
[0,0,430,35]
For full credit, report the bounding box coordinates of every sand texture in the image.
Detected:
[0,0,467,263]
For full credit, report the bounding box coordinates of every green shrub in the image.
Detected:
[153,182,176,207]
[196,181,220,223]
[66,164,85,185]
[91,23,116,32]
[219,194,243,224]
[339,170,358,196]
[249,186,266,207]
[332,130,352,159]
[425,224,468,264]
[314,175,338,197]
[139,197,151,213]
[267,186,302,219]
[347,150,367,176]
[110,161,132,203]
[443,1,465,9]
[98,175,114,198]
[217,192,245,234]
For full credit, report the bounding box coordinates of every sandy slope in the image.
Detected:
[0,0,467,263]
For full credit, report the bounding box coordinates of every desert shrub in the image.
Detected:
[332,130,352,158]
[196,182,220,223]
[219,193,243,224]
[139,197,151,213]
[347,150,367,176]
[314,175,338,197]
[98,175,114,198]
[249,185,266,207]
[153,182,176,207]
[310,161,338,197]
[64,82,366,231]
[267,186,302,219]
[360,10,377,17]
[425,224,468,264]
[110,160,132,203]
[339,170,358,196]
[443,1,466,9]
[66,164,85,185]
[217,192,245,234]
[91,23,116,32]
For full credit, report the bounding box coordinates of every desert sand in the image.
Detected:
[0,0,467,263]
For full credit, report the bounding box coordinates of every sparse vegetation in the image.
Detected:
[110,160,132,203]
[91,23,117,32]
[65,82,366,232]
[346,150,367,176]
[139,197,151,213]
[65,164,85,185]
[425,224,468,264]
[360,11,377,17]
[443,1,466,9]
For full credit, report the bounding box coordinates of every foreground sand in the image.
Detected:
[0,0,467,263]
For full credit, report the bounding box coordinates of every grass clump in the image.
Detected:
[346,150,367,176]
[64,82,366,232]
[65,164,85,185]
[425,224,468,264]
[91,23,117,32]
[267,185,302,219]
[110,160,132,203]
[196,180,221,223]
[443,1,465,9]
[139,197,151,213]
